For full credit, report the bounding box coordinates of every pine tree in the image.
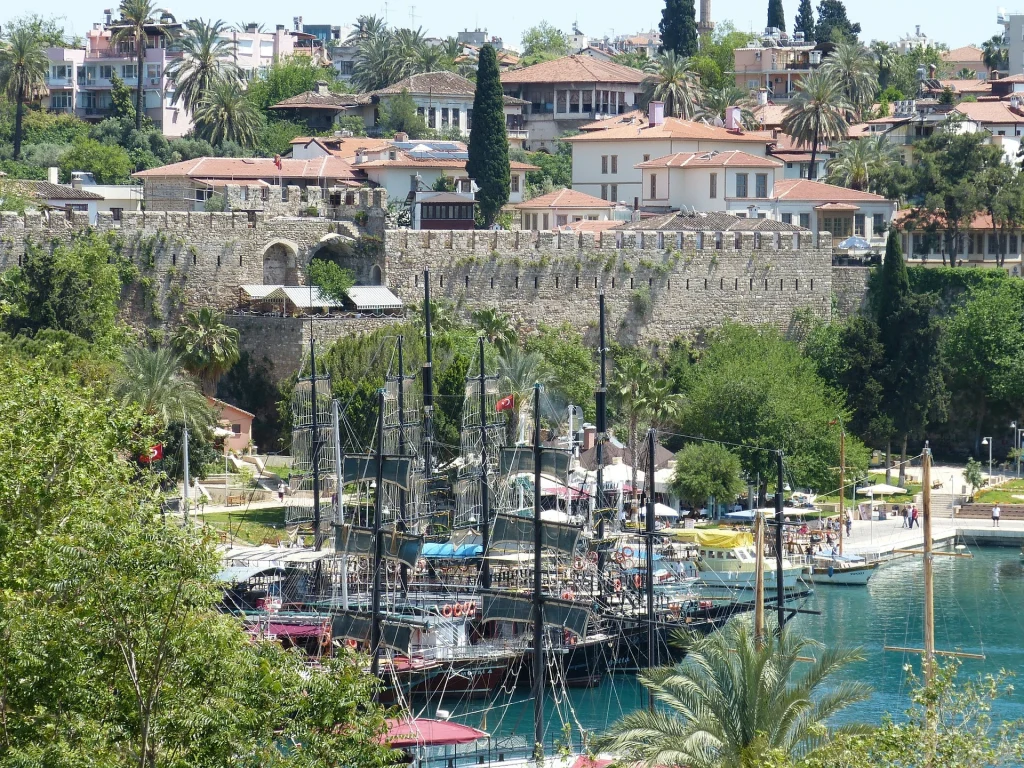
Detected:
[876,228,910,327]
[466,45,510,227]
[659,0,698,58]
[815,0,861,43]
[794,0,816,40]
[768,0,787,31]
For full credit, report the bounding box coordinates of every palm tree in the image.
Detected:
[982,34,1008,74]
[781,69,851,181]
[232,21,265,33]
[827,136,899,191]
[346,15,388,46]
[642,51,702,120]
[0,26,49,161]
[497,347,551,444]
[870,40,896,91]
[166,18,241,114]
[117,346,214,434]
[698,85,757,128]
[611,354,657,507]
[820,39,878,118]
[596,619,871,768]
[413,44,449,74]
[352,31,402,91]
[642,378,685,432]
[192,80,261,146]
[111,0,164,130]
[170,307,241,394]
[471,308,516,354]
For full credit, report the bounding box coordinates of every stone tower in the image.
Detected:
[698,0,714,34]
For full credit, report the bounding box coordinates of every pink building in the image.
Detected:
[207,398,255,454]
[43,9,192,136]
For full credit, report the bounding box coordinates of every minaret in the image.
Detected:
[698,0,714,34]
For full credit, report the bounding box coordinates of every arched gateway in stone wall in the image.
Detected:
[262,239,300,284]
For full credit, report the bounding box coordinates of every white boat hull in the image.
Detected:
[807,562,878,586]
[697,566,803,591]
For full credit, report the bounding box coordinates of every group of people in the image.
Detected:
[899,504,920,529]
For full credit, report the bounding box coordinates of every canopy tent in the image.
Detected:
[346,285,404,313]
[837,235,872,251]
[249,622,327,638]
[215,564,287,583]
[857,483,907,496]
[725,506,819,521]
[667,528,754,548]
[384,718,489,748]
[219,544,334,565]
[239,284,338,315]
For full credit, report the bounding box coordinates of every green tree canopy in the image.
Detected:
[58,136,134,183]
[815,0,861,42]
[0,23,49,160]
[521,22,570,65]
[794,0,816,41]
[171,307,241,395]
[768,0,787,31]
[308,259,356,304]
[670,441,744,510]
[659,0,699,58]
[466,45,510,226]
[377,89,431,138]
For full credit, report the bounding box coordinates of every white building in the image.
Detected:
[897,25,934,55]
[635,150,783,214]
[566,103,774,207]
[514,188,615,229]
[15,171,105,223]
[772,179,896,247]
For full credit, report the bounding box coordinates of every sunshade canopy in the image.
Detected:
[384,718,488,747]
[857,483,907,495]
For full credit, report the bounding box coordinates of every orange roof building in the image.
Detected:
[515,188,617,230]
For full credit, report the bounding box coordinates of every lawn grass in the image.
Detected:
[815,472,922,505]
[199,506,289,545]
[975,479,1024,505]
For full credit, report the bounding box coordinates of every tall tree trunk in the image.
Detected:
[808,122,820,181]
[629,416,638,517]
[136,32,145,130]
[884,439,891,484]
[898,434,908,487]
[12,87,25,161]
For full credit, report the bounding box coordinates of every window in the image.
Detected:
[121,64,138,80]
[799,162,809,178]
[781,213,792,224]
[441,108,449,126]
[510,174,520,192]
[556,215,568,227]
[989,234,1000,255]
[452,108,460,128]
[799,213,810,229]
[428,107,436,127]
[650,173,657,199]
[709,173,717,199]
[735,173,748,198]
[146,63,161,80]
[1012,234,1019,253]
[643,154,650,162]
[855,214,866,236]
[610,155,618,174]
[600,184,608,200]
[873,213,885,235]
[542,213,549,230]
[337,60,354,75]
[601,155,608,174]
[99,65,113,80]
[467,109,473,129]
[52,64,72,79]
[968,234,975,254]
[786,162,793,169]
[231,423,242,434]
[50,92,73,109]
[417,107,425,118]
[755,173,767,198]
[610,184,618,201]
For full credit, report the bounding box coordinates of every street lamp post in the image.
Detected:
[1012,422,1017,478]
[1017,428,1024,478]
[982,436,993,484]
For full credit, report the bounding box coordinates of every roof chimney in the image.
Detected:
[47,166,60,184]
[649,100,665,127]
[725,105,743,131]
[394,132,408,142]
[315,80,330,95]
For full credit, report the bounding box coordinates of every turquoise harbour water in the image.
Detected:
[443,546,1024,742]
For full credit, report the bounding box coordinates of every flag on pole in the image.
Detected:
[495,395,514,413]
[139,444,163,463]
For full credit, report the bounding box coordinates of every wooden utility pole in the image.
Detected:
[754,506,765,642]
[922,441,934,686]
[838,429,845,556]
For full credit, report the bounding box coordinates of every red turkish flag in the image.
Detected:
[139,444,163,464]
[495,395,515,413]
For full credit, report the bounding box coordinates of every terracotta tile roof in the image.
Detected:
[953,100,1024,124]
[16,180,104,200]
[579,109,647,131]
[772,179,890,203]
[357,157,539,171]
[614,210,805,232]
[938,79,993,94]
[636,150,782,169]
[814,202,861,211]
[565,116,774,143]
[501,55,646,85]
[270,90,360,110]
[515,188,614,210]
[751,103,789,128]
[132,156,364,182]
[894,208,1003,230]
[847,122,873,138]
[368,71,474,97]
[288,136,395,161]
[561,219,621,233]
[942,45,985,63]
[996,73,1024,83]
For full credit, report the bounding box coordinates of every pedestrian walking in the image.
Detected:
[277,482,286,503]
[901,505,909,528]
[993,504,1001,527]
[845,513,852,537]
[910,505,920,529]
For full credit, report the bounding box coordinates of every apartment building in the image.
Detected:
[42,10,192,136]
[224,24,298,81]
[733,29,822,100]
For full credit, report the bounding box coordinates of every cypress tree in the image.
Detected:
[875,228,911,351]
[659,0,698,58]
[794,0,815,40]
[466,44,510,227]
[768,0,787,31]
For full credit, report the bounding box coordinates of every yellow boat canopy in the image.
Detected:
[665,528,754,549]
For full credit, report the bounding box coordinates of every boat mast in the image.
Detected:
[332,398,348,611]
[397,336,409,593]
[645,427,657,710]
[478,336,492,590]
[596,293,607,560]
[182,422,190,524]
[532,382,545,756]
[421,271,434,491]
[370,388,385,687]
[838,428,845,556]
[310,335,324,550]
[922,442,934,685]
[754,506,765,641]
[775,450,785,630]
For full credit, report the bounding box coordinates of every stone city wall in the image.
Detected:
[384,228,836,344]
[832,266,872,319]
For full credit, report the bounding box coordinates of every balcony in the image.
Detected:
[81,107,114,118]
[47,75,75,87]
[47,106,74,114]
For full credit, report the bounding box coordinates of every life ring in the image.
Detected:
[670,604,681,616]
[634,574,643,589]
[453,602,464,617]
[346,638,358,649]
[465,601,476,617]
[698,599,713,610]
[622,546,634,558]
[614,578,622,592]
[587,551,599,563]
[564,629,577,646]
[561,590,575,600]
[441,604,453,618]
[459,565,469,573]
[573,557,585,571]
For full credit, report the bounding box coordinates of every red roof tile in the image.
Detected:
[133,156,364,182]
[953,101,1024,124]
[501,55,646,85]
[773,179,890,203]
[515,188,614,209]
[565,117,774,143]
[636,150,782,169]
